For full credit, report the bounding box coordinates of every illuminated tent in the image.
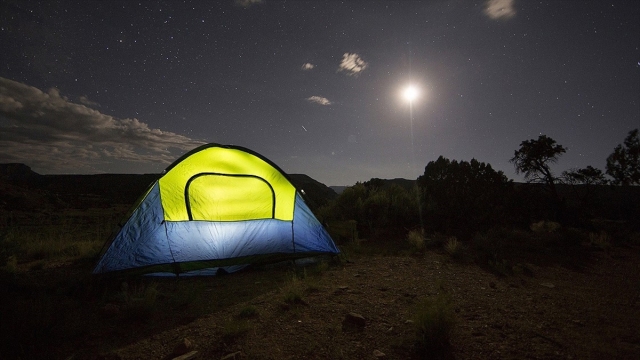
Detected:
[93,144,339,276]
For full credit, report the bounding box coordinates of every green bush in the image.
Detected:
[413,293,455,357]
[221,319,250,341]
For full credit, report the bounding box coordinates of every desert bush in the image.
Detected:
[589,231,611,250]
[407,229,425,252]
[413,293,455,357]
[221,318,250,341]
[530,220,561,233]
[2,255,18,274]
[116,282,159,320]
[237,305,259,319]
[444,237,463,259]
[281,272,305,305]
[5,224,103,263]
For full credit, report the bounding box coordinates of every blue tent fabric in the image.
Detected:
[93,153,339,276]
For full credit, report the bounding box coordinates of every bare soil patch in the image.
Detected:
[3,242,637,360]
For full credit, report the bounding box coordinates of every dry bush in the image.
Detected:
[444,237,462,259]
[530,220,561,233]
[413,293,456,358]
[407,229,425,252]
[589,231,611,250]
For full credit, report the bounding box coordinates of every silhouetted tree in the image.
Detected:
[510,135,566,204]
[606,129,640,185]
[562,166,608,218]
[562,166,607,186]
[418,156,512,235]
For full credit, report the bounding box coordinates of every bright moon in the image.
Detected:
[403,85,419,102]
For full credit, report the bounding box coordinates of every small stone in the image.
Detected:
[338,286,349,290]
[540,282,555,288]
[220,351,243,360]
[172,351,198,360]
[373,349,386,358]
[404,320,414,324]
[342,312,366,331]
[172,338,193,357]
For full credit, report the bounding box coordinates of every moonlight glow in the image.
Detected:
[403,85,419,102]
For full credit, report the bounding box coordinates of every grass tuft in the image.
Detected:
[589,231,611,250]
[530,220,560,233]
[413,293,456,358]
[444,237,462,259]
[407,229,425,252]
[221,319,251,341]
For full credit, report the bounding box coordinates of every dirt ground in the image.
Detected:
[16,242,633,360]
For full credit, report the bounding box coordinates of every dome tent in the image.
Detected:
[93,144,339,276]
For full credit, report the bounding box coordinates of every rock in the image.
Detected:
[404,320,414,324]
[172,338,194,357]
[540,282,555,288]
[172,351,198,360]
[373,349,386,357]
[342,312,366,331]
[221,351,243,360]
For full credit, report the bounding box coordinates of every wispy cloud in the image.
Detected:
[234,0,264,9]
[484,0,516,20]
[301,63,315,71]
[338,53,368,76]
[78,95,100,107]
[306,96,331,106]
[0,77,204,173]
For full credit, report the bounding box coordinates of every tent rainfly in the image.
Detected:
[93,144,339,276]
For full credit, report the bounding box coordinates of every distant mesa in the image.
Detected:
[0,163,41,182]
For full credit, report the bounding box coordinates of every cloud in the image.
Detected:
[0,77,205,173]
[301,63,315,71]
[484,0,516,20]
[338,53,368,76]
[234,0,264,9]
[78,95,100,107]
[306,96,331,106]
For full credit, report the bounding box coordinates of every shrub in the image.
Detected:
[413,293,455,357]
[589,231,611,250]
[221,319,250,341]
[2,255,18,274]
[444,237,462,259]
[407,230,425,252]
[530,220,560,233]
[237,306,259,319]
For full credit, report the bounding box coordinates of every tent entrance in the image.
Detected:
[185,173,275,221]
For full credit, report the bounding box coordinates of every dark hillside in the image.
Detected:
[288,174,338,210]
[0,164,337,212]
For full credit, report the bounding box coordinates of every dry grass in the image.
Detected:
[407,229,426,252]
[530,220,561,233]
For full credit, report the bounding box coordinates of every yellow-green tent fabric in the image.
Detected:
[93,144,339,276]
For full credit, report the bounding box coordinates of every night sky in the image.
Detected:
[1,0,639,186]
